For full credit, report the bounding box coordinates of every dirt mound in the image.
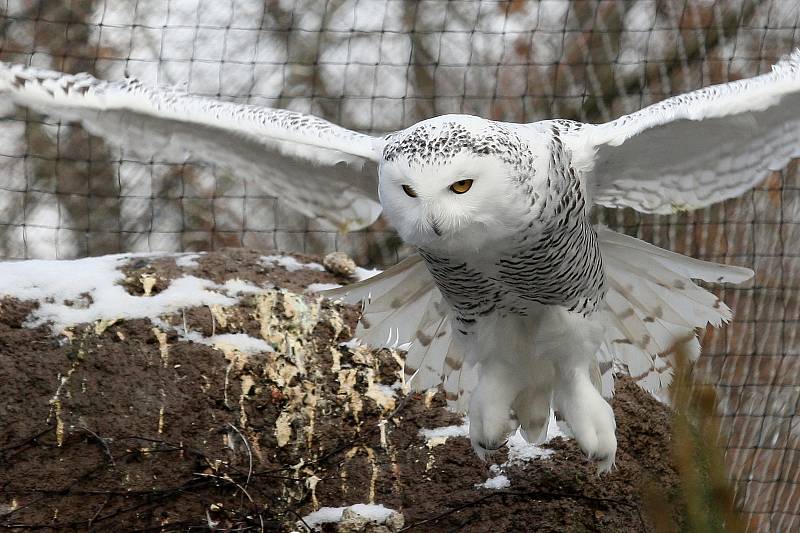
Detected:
[0,250,682,532]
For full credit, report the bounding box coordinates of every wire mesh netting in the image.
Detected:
[0,0,798,529]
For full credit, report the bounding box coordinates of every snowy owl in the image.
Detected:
[2,50,799,471]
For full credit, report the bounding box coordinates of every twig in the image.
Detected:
[0,426,53,456]
[284,505,313,532]
[88,477,209,526]
[87,494,112,529]
[193,473,264,533]
[194,473,253,503]
[0,495,47,521]
[118,435,207,457]
[227,423,254,489]
[2,487,188,496]
[78,426,116,466]
[399,490,634,531]
[398,493,499,531]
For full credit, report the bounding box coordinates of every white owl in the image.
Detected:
[2,51,799,471]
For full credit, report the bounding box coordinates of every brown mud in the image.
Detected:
[0,250,682,532]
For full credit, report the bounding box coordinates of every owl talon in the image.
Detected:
[472,437,508,460]
[554,367,617,474]
[593,452,616,474]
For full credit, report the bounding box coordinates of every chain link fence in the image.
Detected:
[1,0,798,529]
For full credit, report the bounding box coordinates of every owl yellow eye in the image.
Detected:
[402,184,418,198]
[449,179,474,194]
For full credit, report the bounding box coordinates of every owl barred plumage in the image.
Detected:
[1,50,798,471]
[409,121,606,336]
[492,123,606,316]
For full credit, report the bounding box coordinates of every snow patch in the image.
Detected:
[474,411,568,489]
[174,253,202,268]
[0,254,236,333]
[300,503,397,529]
[353,266,381,281]
[506,412,567,466]
[221,278,269,294]
[419,418,470,447]
[505,428,556,464]
[200,333,274,354]
[476,468,510,490]
[150,318,274,357]
[262,254,325,273]
[306,282,342,293]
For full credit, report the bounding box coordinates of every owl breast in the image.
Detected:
[418,123,607,335]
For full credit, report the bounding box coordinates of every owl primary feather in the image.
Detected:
[2,51,798,471]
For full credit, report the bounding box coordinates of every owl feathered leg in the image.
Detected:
[535,307,617,472]
[327,240,749,473]
[465,314,532,457]
[468,357,527,456]
[465,308,615,470]
[552,362,617,472]
[513,367,554,444]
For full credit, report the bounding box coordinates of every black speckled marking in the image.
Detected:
[417,121,606,332]
[382,121,534,172]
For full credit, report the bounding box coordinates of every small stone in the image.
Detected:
[323,252,357,277]
[334,508,404,533]
[384,512,404,530]
[337,508,369,531]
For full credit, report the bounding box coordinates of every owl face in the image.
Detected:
[378,116,532,253]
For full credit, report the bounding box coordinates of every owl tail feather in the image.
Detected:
[594,226,753,397]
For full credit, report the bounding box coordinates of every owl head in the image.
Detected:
[378,115,537,253]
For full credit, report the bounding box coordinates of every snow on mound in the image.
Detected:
[474,412,570,489]
[0,251,356,335]
[220,278,267,294]
[174,253,202,268]
[306,282,343,293]
[185,332,275,354]
[419,418,469,448]
[300,503,402,531]
[262,255,325,272]
[476,470,511,490]
[0,254,236,333]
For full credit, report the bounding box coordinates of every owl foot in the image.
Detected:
[554,370,617,473]
[471,437,509,460]
[576,398,617,474]
[513,381,554,445]
[468,406,516,460]
[468,383,518,460]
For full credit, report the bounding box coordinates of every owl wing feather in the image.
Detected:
[329,226,752,403]
[572,49,800,214]
[324,256,475,411]
[0,62,384,230]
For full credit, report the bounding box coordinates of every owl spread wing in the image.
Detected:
[572,49,800,214]
[0,62,384,230]
[328,226,754,404]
